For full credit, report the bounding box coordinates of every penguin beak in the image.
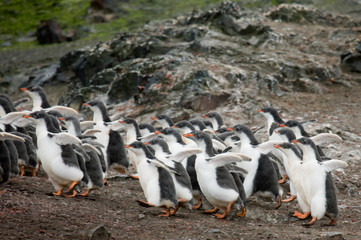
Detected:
[257,109,263,112]
[201,114,207,118]
[83,103,89,107]
[154,131,162,134]
[118,120,125,124]
[125,145,132,148]
[274,144,281,149]
[183,133,194,138]
[292,140,300,143]
[23,115,32,119]
[227,128,235,131]
[171,126,177,128]
[151,117,157,120]
[20,88,28,92]
[144,142,150,145]
[279,124,286,127]
[274,130,279,134]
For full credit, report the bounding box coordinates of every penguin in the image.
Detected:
[228,124,283,208]
[276,140,347,226]
[201,112,224,131]
[24,111,83,197]
[173,120,196,135]
[189,119,207,131]
[84,100,129,175]
[139,123,156,137]
[146,138,201,211]
[118,118,141,144]
[155,127,202,209]
[20,86,78,117]
[125,141,178,217]
[0,132,25,183]
[81,143,104,194]
[184,131,249,219]
[151,114,174,128]
[258,107,284,138]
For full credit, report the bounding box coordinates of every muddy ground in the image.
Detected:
[0,82,360,240]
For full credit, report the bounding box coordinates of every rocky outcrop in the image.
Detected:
[3,2,361,119]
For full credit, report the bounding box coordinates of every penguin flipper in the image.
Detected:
[166,148,202,162]
[256,141,284,154]
[46,106,78,117]
[320,159,348,171]
[147,159,181,175]
[139,132,158,142]
[82,143,102,155]
[212,139,227,150]
[0,111,30,125]
[0,132,25,142]
[48,132,82,146]
[82,129,101,136]
[206,152,250,167]
[310,133,342,146]
[80,121,96,132]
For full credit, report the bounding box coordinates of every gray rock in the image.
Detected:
[88,225,111,240]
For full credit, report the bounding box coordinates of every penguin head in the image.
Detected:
[173,120,195,134]
[258,107,283,123]
[228,124,258,146]
[138,123,155,136]
[157,127,184,144]
[292,137,317,153]
[202,120,214,131]
[189,119,207,131]
[274,127,296,142]
[20,85,45,94]
[119,118,137,127]
[24,110,48,121]
[151,114,174,127]
[146,138,171,155]
[125,141,154,159]
[202,111,223,129]
[83,100,105,110]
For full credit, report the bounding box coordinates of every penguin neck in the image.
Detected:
[198,140,215,157]
[0,106,6,117]
[31,94,44,111]
[127,124,141,142]
[301,146,318,163]
[68,122,81,137]
[209,118,220,131]
[93,108,107,123]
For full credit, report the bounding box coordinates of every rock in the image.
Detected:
[88,225,111,240]
[107,71,143,103]
[25,64,59,86]
[315,232,344,240]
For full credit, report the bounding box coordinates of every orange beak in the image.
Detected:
[279,124,286,127]
[24,115,32,119]
[274,144,281,149]
[151,117,157,120]
[292,140,300,143]
[171,126,177,128]
[274,130,279,134]
[154,131,162,134]
[58,117,65,121]
[20,88,28,91]
[227,128,235,131]
[125,145,131,148]
[83,103,89,106]
[201,114,207,118]
[144,142,150,145]
[183,133,194,137]
[118,120,125,123]
[257,109,263,112]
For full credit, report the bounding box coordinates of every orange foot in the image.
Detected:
[213,211,227,219]
[304,217,317,226]
[103,178,108,186]
[19,166,25,176]
[64,190,77,198]
[68,181,79,191]
[52,189,63,196]
[203,207,219,214]
[282,195,297,203]
[236,206,246,217]
[278,174,288,184]
[170,206,179,215]
[137,200,154,208]
[192,197,202,210]
[129,174,139,180]
[274,195,282,209]
[293,211,311,219]
[79,189,90,196]
[31,168,37,177]
[158,209,171,217]
[327,218,337,226]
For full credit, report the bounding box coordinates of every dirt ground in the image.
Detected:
[0,82,360,240]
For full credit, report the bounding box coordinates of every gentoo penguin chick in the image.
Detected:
[189,119,207,131]
[139,123,156,136]
[125,141,178,217]
[202,112,224,131]
[84,100,129,175]
[291,137,347,226]
[173,120,195,135]
[151,114,174,128]
[228,124,283,209]
[146,138,200,211]
[24,111,83,197]
[258,107,284,138]
[155,127,202,209]
[118,118,141,144]
[184,131,249,219]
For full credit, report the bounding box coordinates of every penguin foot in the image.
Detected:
[170,206,179,215]
[192,197,202,210]
[67,181,79,191]
[19,166,25,176]
[158,209,171,217]
[282,195,297,203]
[177,198,188,203]
[236,206,246,217]
[274,195,282,209]
[137,200,154,208]
[213,211,227,219]
[52,189,63,196]
[64,190,77,198]
[129,174,139,180]
[278,174,288,184]
[103,178,108,186]
[79,189,90,196]
[303,217,317,226]
[31,168,37,177]
[327,218,337,226]
[203,207,219,214]
[293,211,311,219]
